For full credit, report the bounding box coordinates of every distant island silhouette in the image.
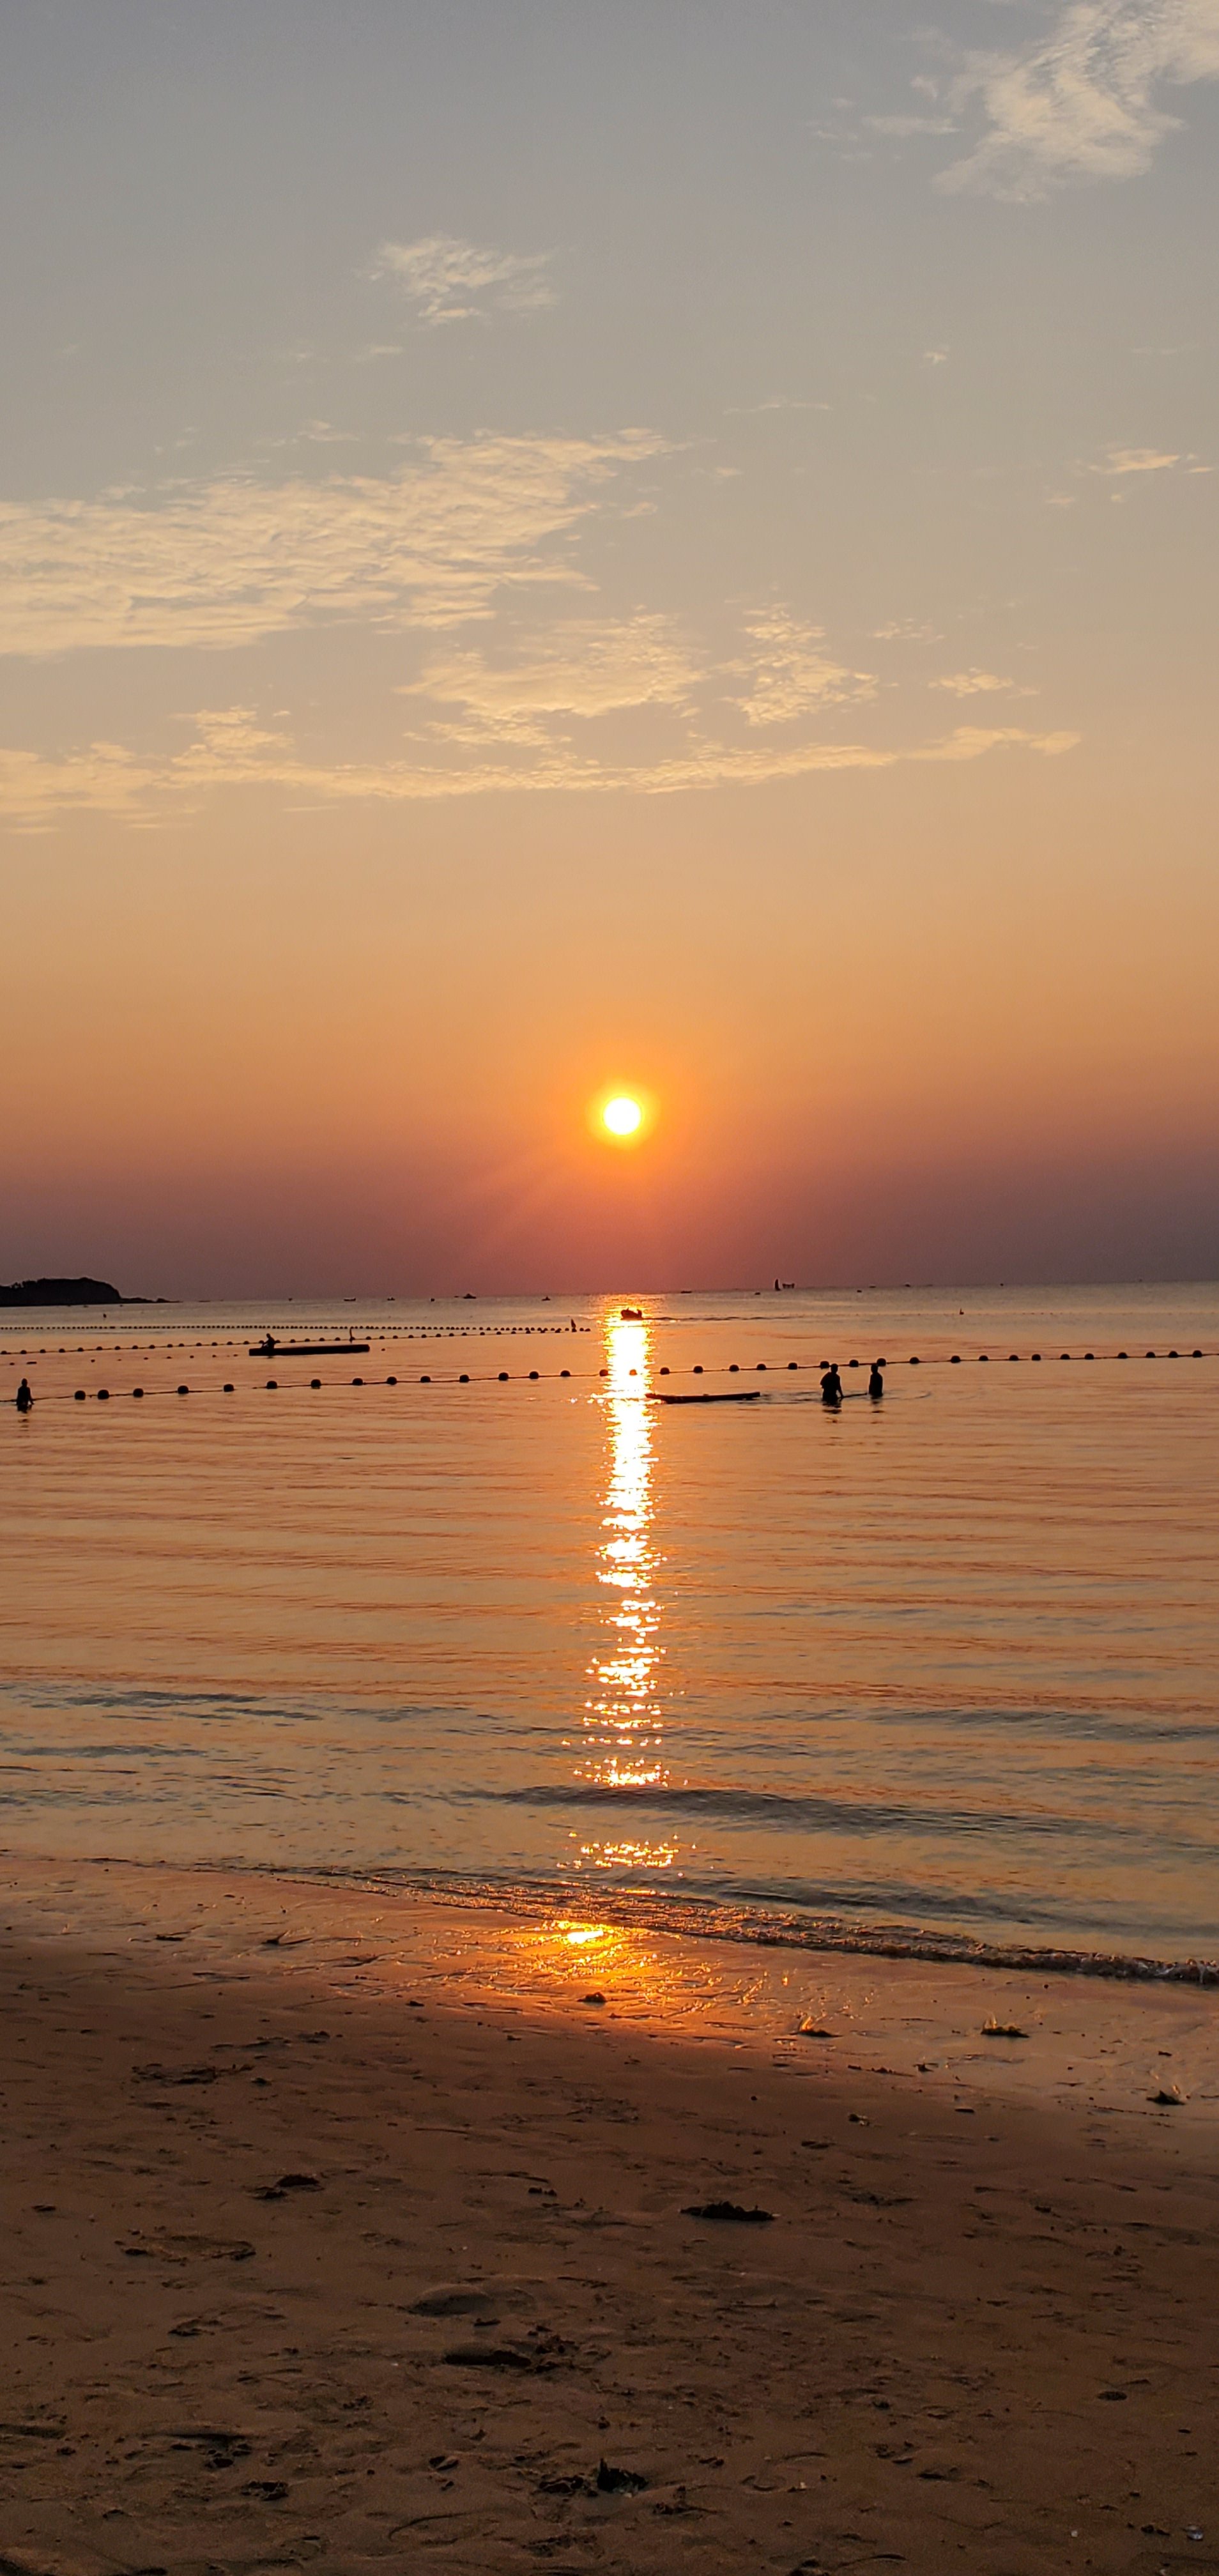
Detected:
[0,1276,157,1307]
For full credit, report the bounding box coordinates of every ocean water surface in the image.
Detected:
[3,1285,1218,1970]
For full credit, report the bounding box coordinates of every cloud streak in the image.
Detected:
[939,0,1219,198]
[0,434,664,656]
[0,710,1078,832]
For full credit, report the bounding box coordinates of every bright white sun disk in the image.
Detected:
[603,1096,642,1136]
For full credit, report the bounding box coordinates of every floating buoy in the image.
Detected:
[310,1378,321,1389]
[909,1356,920,1366]
[950,1354,960,1364]
[1085,1352,1094,1361]
[693,1365,704,1375]
[659,1365,670,1376]
[599,1367,608,1377]
[1031,1352,1041,1361]
[177,1384,188,1395]
[387,1375,397,1384]
[459,1372,470,1383]
[1061,1352,1071,1360]
[1117,1351,1128,1360]
[1146,1351,1156,1359]
[422,1374,432,1383]
[98,1389,110,1401]
[133,1388,144,1399]
[498,1372,508,1382]
[729,1363,739,1373]
[979,1353,989,1361]
[1193,1349,1202,1358]
[529,1369,539,1379]
[756,1361,767,1371]
[1009,1354,1019,1362]
[560,1368,570,1379]
[847,1358,858,1369]
[73,1390,85,1401]
[266,1379,277,1390]
[352,1376,364,1386]
[1169,1349,1179,1359]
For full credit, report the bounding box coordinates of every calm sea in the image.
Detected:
[3,1285,1217,1971]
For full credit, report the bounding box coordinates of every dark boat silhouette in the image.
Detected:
[249,1338,371,1358]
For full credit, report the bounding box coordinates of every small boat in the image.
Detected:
[247,1340,371,1358]
[620,1306,644,1320]
[649,1389,762,1405]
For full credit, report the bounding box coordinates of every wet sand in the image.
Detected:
[3,1858,1218,2575]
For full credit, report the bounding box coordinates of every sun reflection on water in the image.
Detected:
[575,1312,677,1876]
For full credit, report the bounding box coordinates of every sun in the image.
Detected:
[602,1095,643,1137]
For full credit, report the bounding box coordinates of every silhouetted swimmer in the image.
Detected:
[820,1363,843,1406]
[868,1361,884,1398]
[15,1377,33,1413]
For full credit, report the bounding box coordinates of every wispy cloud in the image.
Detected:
[938,0,1219,199]
[728,608,876,727]
[372,233,556,325]
[400,615,700,747]
[1091,442,1182,471]
[0,434,664,656]
[931,668,1026,696]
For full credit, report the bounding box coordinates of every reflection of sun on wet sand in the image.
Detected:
[4,1854,1218,2576]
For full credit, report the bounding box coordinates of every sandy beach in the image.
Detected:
[3,1857,1217,2575]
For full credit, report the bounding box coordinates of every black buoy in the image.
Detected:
[177,1383,188,1395]
[560,1368,569,1378]
[387,1375,397,1384]
[693,1364,704,1374]
[979,1353,989,1361]
[1147,1351,1156,1359]
[950,1354,960,1364]
[1193,1349,1203,1358]
[98,1388,110,1401]
[266,1379,277,1389]
[459,1372,470,1383]
[310,1378,321,1389]
[729,1363,739,1372]
[529,1369,539,1379]
[910,1356,920,1365]
[352,1375,364,1385]
[787,1360,797,1370]
[498,1372,508,1382]
[1009,1354,1019,1362]
[659,1365,670,1376]
[1085,1352,1094,1361]
[847,1358,857,1369]
[73,1390,85,1400]
[1032,1352,1041,1361]
[421,1374,432,1383]
[1169,1349,1179,1359]
[1061,1352,1071,1360]
[1117,1351,1128,1360]
[756,1361,767,1370]
[599,1367,608,1377]
[133,1388,144,1399]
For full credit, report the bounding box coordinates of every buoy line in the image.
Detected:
[8,1344,1212,1410]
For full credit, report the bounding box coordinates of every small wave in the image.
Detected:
[289,1865,1219,1984]
[469,1777,1206,1856]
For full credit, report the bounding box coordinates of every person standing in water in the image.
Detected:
[820,1363,843,1405]
[868,1361,884,1398]
[15,1377,33,1413]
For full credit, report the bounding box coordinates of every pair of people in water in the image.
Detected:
[820,1361,884,1405]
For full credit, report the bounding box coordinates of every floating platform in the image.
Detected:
[649,1389,762,1405]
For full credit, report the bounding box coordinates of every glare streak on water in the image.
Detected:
[1,1283,1218,1967]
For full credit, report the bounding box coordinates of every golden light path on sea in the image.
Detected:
[576,1310,676,1878]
